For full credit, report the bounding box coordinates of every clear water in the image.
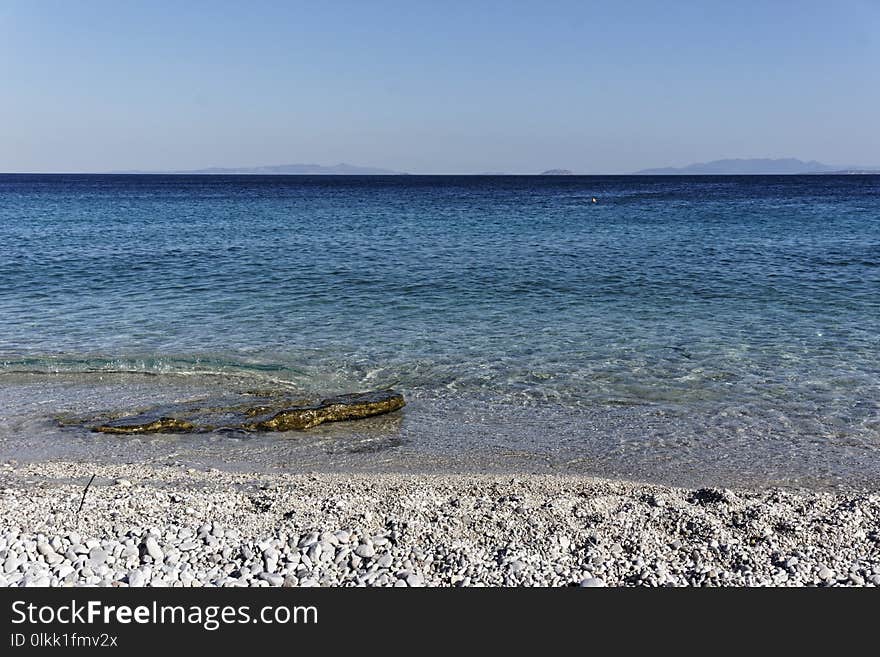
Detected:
[1,174,878,489]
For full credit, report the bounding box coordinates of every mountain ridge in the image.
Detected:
[634,158,866,175]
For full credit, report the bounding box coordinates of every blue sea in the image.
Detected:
[1,174,878,489]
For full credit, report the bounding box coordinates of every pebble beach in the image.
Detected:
[1,460,878,587]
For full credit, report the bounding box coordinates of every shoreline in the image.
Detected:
[1,460,878,587]
[3,371,879,493]
[5,376,879,493]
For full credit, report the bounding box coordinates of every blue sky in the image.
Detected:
[1,0,878,173]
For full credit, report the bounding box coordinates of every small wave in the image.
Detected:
[0,355,305,388]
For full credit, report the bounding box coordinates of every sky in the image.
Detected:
[1,0,878,174]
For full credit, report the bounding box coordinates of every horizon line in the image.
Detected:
[2,171,880,176]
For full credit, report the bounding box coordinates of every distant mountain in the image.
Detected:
[117,163,403,175]
[815,169,880,175]
[635,158,841,175]
[540,169,573,175]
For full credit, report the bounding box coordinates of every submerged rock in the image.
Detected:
[247,391,406,431]
[94,417,196,435]
[87,390,405,435]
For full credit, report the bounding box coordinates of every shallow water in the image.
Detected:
[1,174,878,489]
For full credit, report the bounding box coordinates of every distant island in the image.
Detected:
[100,159,880,177]
[634,158,877,175]
[114,163,403,175]
[816,169,880,175]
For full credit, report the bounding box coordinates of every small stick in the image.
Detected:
[76,474,96,517]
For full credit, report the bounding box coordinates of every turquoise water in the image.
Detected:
[1,174,878,488]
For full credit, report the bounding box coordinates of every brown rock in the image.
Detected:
[94,416,196,435]
[248,390,406,431]
[87,390,405,434]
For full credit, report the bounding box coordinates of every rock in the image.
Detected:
[114,479,133,487]
[144,537,164,562]
[56,564,75,578]
[248,390,406,432]
[121,545,139,561]
[355,544,375,559]
[24,575,50,587]
[36,542,55,557]
[127,570,146,587]
[259,572,284,586]
[579,577,606,587]
[647,494,666,508]
[95,417,195,435]
[263,548,279,573]
[85,389,405,434]
[88,547,107,564]
[406,573,424,587]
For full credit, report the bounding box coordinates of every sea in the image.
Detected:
[1,174,878,489]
